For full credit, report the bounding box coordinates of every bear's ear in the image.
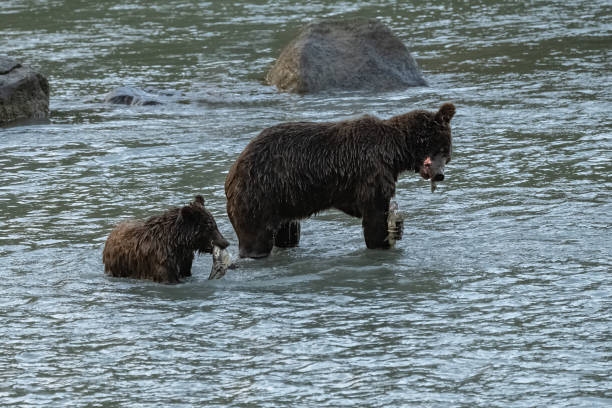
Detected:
[193,195,205,207]
[436,103,456,123]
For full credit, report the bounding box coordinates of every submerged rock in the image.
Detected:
[104,86,162,106]
[266,19,427,94]
[0,55,49,125]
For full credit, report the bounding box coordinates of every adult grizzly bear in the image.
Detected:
[102,196,229,283]
[225,103,456,258]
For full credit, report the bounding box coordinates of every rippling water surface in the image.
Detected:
[1,1,611,406]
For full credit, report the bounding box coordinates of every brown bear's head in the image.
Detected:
[414,103,455,192]
[176,195,229,253]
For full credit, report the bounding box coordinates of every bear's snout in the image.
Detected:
[212,232,230,250]
[420,155,447,182]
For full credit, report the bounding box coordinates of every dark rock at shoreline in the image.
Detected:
[266,19,427,94]
[0,56,49,125]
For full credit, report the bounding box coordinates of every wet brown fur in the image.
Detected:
[102,196,229,283]
[225,103,456,258]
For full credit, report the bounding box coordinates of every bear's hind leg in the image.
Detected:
[274,220,301,248]
[237,225,274,258]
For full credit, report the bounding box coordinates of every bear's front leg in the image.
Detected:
[178,253,194,278]
[362,204,391,250]
[274,220,301,248]
[155,263,181,284]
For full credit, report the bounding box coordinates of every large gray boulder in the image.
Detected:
[266,19,427,94]
[0,56,49,125]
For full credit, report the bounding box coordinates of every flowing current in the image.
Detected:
[1,1,610,407]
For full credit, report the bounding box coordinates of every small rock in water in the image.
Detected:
[386,201,404,247]
[104,86,162,106]
[208,246,232,280]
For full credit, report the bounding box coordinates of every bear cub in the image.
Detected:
[103,195,229,283]
[225,103,456,259]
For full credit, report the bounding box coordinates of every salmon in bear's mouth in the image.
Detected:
[419,156,447,193]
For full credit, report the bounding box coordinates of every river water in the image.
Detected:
[1,1,610,407]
